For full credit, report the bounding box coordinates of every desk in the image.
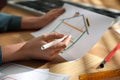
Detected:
[1,1,120,80]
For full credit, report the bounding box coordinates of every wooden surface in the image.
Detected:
[0,1,120,80]
[72,0,120,10]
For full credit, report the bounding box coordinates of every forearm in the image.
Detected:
[21,17,40,30]
[21,15,57,30]
[21,8,65,30]
[1,42,28,63]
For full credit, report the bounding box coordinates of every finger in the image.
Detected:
[46,8,65,20]
[62,35,71,45]
[47,8,65,15]
[51,49,64,58]
[42,35,71,56]
[53,43,66,50]
[54,8,65,15]
[47,35,71,52]
[47,43,66,56]
[52,35,71,52]
[51,48,64,56]
[41,33,64,42]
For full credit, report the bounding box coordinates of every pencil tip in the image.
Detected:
[100,63,104,68]
[96,60,106,69]
[96,64,104,69]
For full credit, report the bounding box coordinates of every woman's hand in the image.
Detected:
[21,8,65,30]
[2,33,71,63]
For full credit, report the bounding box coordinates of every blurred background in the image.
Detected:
[5,0,119,18]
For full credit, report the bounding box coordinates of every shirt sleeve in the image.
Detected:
[0,46,2,65]
[0,13,22,32]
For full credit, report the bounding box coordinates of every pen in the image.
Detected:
[97,43,120,68]
[41,35,68,50]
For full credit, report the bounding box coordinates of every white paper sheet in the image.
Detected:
[0,69,70,80]
[31,3,114,61]
[0,63,49,76]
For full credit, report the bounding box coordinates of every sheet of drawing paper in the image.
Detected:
[0,63,48,75]
[0,70,70,80]
[31,3,114,61]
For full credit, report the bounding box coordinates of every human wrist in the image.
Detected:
[1,42,29,63]
[21,17,40,30]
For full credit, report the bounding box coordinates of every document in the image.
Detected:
[31,3,114,61]
[0,70,69,80]
[0,63,34,75]
[0,63,70,80]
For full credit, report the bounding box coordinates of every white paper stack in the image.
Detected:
[0,70,70,80]
[0,63,70,80]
